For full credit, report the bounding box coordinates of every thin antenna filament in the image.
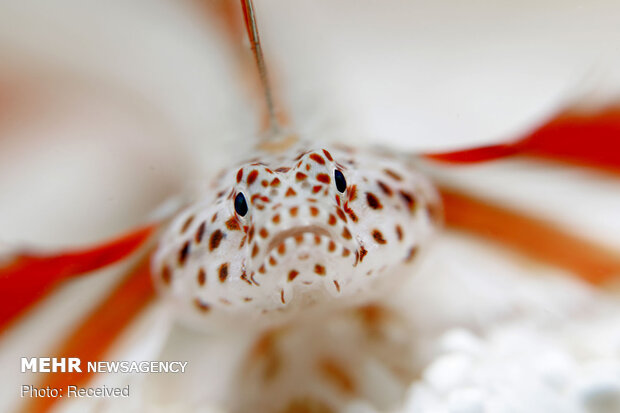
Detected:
[240,0,279,134]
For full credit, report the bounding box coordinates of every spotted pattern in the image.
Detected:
[197,268,206,286]
[219,263,229,282]
[194,298,210,313]
[247,170,259,185]
[366,192,382,210]
[195,222,206,243]
[152,145,439,327]
[399,190,417,211]
[377,180,393,196]
[226,217,241,231]
[209,230,224,251]
[181,216,194,233]
[316,173,330,184]
[178,241,190,265]
[372,229,387,245]
[310,153,325,164]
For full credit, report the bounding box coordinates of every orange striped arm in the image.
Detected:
[0,224,157,332]
[427,107,620,174]
[440,186,620,285]
[22,255,156,413]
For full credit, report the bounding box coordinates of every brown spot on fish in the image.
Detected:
[316,173,330,184]
[226,217,240,231]
[328,241,336,252]
[218,263,229,282]
[336,208,347,222]
[377,180,393,196]
[342,227,352,240]
[328,214,337,226]
[366,192,382,210]
[310,153,326,164]
[195,222,206,243]
[194,298,210,313]
[348,185,358,201]
[180,215,194,234]
[396,225,404,241]
[247,170,259,185]
[240,271,252,285]
[384,168,403,181]
[359,246,368,262]
[372,229,387,244]
[347,209,358,222]
[405,246,419,263]
[319,359,355,394]
[209,230,223,251]
[197,268,206,286]
[399,190,417,211]
[277,243,286,255]
[333,280,340,292]
[314,264,326,276]
[288,270,299,282]
[178,241,190,265]
[251,243,260,258]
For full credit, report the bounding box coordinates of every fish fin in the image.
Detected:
[426,107,620,173]
[0,224,157,332]
[22,254,156,413]
[440,186,620,285]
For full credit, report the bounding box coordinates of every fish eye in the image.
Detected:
[334,170,347,193]
[234,192,248,216]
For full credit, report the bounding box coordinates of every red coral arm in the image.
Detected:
[427,107,620,173]
[0,224,157,332]
[440,186,620,285]
[22,255,155,413]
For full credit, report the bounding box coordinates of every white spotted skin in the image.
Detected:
[152,142,440,330]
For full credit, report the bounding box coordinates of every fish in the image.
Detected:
[152,141,440,331]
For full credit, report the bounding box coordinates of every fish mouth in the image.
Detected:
[266,225,331,255]
[255,225,356,276]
